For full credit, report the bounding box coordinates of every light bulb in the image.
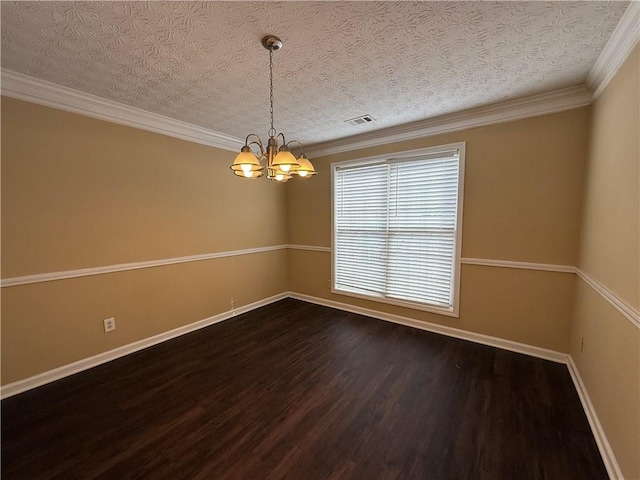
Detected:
[298,170,308,177]
[243,170,253,178]
[276,174,284,181]
[241,164,252,173]
[280,164,291,173]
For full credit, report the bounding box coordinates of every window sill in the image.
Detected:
[331,287,459,318]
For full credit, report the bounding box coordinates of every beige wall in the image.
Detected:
[570,46,640,479]
[577,47,640,308]
[289,250,576,352]
[2,98,287,278]
[1,98,288,383]
[2,50,638,475]
[2,251,287,383]
[288,108,590,352]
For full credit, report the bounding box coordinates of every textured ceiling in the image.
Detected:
[0,1,629,146]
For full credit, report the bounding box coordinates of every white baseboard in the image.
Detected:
[2,290,566,398]
[567,356,623,479]
[288,291,568,363]
[290,291,624,479]
[1,291,622,480]
[0,293,287,399]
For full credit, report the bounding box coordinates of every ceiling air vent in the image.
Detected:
[344,115,376,126]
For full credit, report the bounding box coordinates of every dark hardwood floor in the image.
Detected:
[2,298,607,479]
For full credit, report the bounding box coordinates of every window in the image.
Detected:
[332,143,465,317]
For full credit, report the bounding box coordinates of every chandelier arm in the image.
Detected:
[285,139,306,155]
[244,133,262,147]
[276,132,287,148]
[244,134,265,153]
[247,140,265,155]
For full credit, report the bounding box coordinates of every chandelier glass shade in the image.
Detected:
[230,35,316,182]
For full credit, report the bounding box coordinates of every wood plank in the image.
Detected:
[1,298,607,479]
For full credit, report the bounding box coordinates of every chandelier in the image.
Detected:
[230,35,317,181]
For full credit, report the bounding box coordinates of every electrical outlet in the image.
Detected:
[103,317,116,333]
[231,297,236,316]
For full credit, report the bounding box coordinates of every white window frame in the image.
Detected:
[331,142,465,318]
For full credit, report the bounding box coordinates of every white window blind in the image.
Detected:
[333,147,463,313]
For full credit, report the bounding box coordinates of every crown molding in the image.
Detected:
[1,69,242,152]
[306,85,592,157]
[588,1,640,99]
[3,0,633,163]
[0,69,592,159]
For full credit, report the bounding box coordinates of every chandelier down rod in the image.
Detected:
[230,35,316,181]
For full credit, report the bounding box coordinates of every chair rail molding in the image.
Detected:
[576,269,640,329]
[1,245,287,288]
